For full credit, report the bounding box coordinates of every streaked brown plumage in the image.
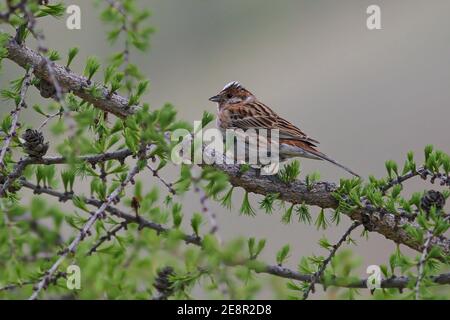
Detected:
[209,81,359,177]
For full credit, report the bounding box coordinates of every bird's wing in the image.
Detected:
[225,102,320,146]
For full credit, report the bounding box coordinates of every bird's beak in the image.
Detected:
[209,95,221,102]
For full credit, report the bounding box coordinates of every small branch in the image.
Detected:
[151,266,175,300]
[415,230,433,299]
[104,0,131,92]
[37,110,63,131]
[86,222,126,256]
[195,186,221,243]
[104,0,127,16]
[29,148,133,166]
[0,280,35,292]
[21,181,202,247]
[0,157,30,196]
[0,271,66,293]
[262,265,450,289]
[0,68,33,168]
[380,166,450,194]
[0,149,133,197]
[381,168,422,195]
[147,164,176,195]
[302,221,360,299]
[414,214,449,300]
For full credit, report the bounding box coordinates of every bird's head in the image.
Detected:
[209,81,255,106]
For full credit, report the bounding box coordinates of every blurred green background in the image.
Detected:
[1,0,450,298]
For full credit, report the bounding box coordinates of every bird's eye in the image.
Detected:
[226,93,233,99]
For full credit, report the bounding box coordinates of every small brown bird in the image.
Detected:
[209,81,359,177]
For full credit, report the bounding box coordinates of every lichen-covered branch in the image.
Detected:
[210,162,450,257]
[6,39,137,118]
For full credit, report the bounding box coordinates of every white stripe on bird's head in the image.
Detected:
[222,81,243,91]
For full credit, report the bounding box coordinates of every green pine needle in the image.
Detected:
[278,160,301,183]
[259,193,279,214]
[220,187,234,210]
[281,204,294,224]
[276,244,291,265]
[296,204,312,225]
[84,56,101,81]
[315,209,328,230]
[67,47,79,68]
[190,213,203,236]
[240,191,256,216]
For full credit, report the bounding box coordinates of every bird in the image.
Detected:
[209,81,360,177]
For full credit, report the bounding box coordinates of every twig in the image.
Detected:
[302,221,360,299]
[151,266,175,300]
[415,230,433,300]
[0,157,30,196]
[104,0,131,91]
[147,164,176,195]
[0,68,33,168]
[414,214,450,300]
[86,221,127,256]
[0,280,35,292]
[381,168,422,195]
[37,110,63,131]
[195,186,221,243]
[0,149,133,197]
[21,180,202,246]
[261,265,450,289]
[2,209,16,259]
[0,271,66,293]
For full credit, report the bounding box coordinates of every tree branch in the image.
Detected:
[5,40,450,258]
[6,39,137,118]
[0,149,133,196]
[21,180,202,247]
[209,162,450,257]
[262,265,450,289]
[19,180,450,293]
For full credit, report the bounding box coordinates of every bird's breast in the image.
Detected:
[216,109,231,131]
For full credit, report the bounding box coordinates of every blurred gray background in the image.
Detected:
[1,0,450,298]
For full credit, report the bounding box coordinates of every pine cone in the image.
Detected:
[420,190,445,214]
[153,266,174,299]
[21,129,49,158]
[0,174,20,193]
[37,79,56,99]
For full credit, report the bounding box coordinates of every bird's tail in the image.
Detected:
[312,151,360,178]
[281,139,360,177]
